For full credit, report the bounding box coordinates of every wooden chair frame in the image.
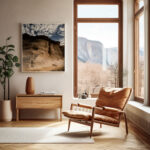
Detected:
[67,103,129,137]
[65,88,132,137]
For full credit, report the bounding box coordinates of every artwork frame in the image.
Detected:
[21,23,65,72]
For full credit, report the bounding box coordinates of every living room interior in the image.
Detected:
[0,0,150,149]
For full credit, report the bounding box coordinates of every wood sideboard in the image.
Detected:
[16,94,62,121]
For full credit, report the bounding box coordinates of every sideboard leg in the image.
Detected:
[60,108,62,121]
[16,109,19,121]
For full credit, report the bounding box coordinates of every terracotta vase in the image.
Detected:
[0,100,12,122]
[25,77,35,94]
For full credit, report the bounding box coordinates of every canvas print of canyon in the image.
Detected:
[22,24,65,72]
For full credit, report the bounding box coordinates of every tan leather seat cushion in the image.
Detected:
[63,110,119,124]
[63,110,91,121]
[94,114,119,124]
[95,109,120,120]
[96,87,131,110]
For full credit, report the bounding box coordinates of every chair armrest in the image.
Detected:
[102,106,124,113]
[93,106,124,113]
[90,106,124,120]
[70,103,78,110]
[77,103,93,109]
[93,106,104,111]
[70,103,93,110]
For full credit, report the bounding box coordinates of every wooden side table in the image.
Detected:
[16,94,62,121]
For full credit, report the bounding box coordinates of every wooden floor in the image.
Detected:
[0,119,150,150]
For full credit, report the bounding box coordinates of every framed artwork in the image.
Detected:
[21,24,65,72]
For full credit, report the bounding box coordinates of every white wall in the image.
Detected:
[0,0,73,119]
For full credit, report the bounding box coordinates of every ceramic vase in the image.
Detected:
[0,100,12,122]
[25,77,35,94]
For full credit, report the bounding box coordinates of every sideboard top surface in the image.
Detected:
[16,94,63,97]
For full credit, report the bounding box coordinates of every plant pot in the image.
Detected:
[0,100,12,122]
[26,77,35,94]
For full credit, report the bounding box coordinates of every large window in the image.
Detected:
[134,0,144,102]
[74,0,123,97]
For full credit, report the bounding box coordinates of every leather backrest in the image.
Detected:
[96,87,132,110]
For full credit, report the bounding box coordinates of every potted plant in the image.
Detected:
[0,37,20,121]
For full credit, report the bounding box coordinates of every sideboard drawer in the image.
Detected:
[16,96,62,109]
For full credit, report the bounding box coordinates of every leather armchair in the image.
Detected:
[63,87,132,137]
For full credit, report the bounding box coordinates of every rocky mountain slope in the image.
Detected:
[78,37,118,66]
[22,34,64,71]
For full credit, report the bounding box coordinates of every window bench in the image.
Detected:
[126,101,150,135]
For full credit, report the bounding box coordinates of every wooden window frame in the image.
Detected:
[134,0,144,102]
[74,0,123,97]
[149,0,150,106]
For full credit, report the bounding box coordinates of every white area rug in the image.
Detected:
[0,125,94,144]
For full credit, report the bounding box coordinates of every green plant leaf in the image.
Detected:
[5,54,13,60]
[0,65,4,69]
[0,58,4,61]
[7,49,15,53]
[15,63,21,67]
[0,50,6,54]
[0,37,18,87]
[0,46,6,51]
[4,71,8,77]
[6,37,11,41]
[5,61,13,67]
[1,80,5,85]
[4,70,12,77]
[7,44,15,48]
[0,73,4,78]
[7,68,14,78]
[12,56,18,62]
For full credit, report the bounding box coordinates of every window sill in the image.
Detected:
[126,100,150,135]
[127,100,150,114]
[72,97,97,106]
[73,97,97,101]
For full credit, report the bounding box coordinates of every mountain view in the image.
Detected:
[77,37,118,96]
[78,37,118,67]
[77,37,144,97]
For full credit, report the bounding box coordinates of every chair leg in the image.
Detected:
[68,119,71,132]
[90,121,94,138]
[100,124,102,128]
[123,113,128,134]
